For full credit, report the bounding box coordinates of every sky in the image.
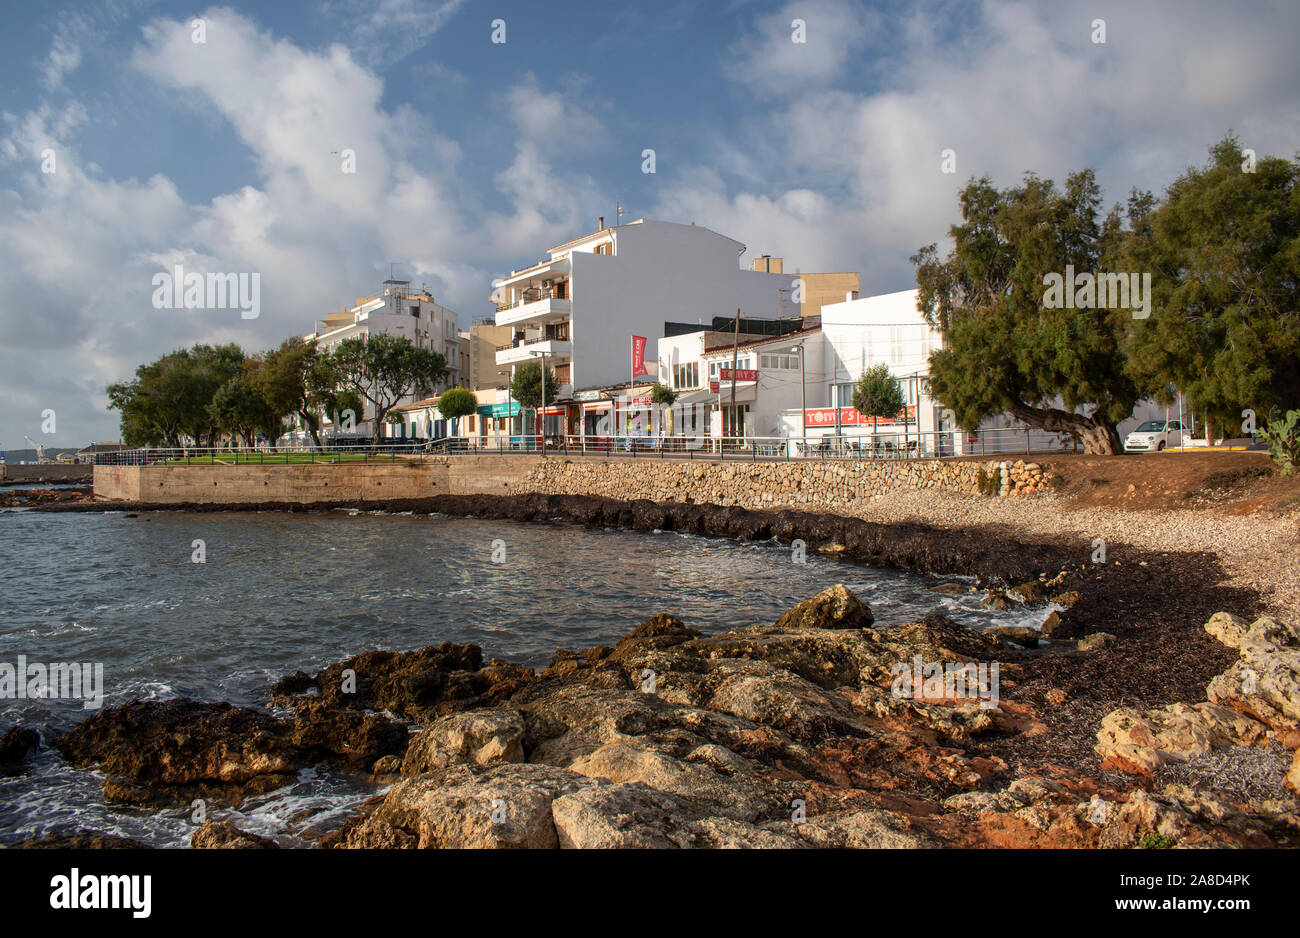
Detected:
[1,0,1297,448]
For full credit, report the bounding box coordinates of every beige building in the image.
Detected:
[749,257,860,319]
[461,321,514,390]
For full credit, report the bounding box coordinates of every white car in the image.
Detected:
[1124,419,1184,453]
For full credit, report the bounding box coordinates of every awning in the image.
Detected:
[477,402,521,417]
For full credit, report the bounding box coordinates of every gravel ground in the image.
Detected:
[835,490,1300,622]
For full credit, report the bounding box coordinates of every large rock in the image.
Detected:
[772,584,873,631]
[56,699,304,806]
[339,763,594,849]
[0,726,39,764]
[272,641,533,723]
[290,697,409,771]
[1096,702,1269,775]
[56,697,408,806]
[191,820,280,849]
[793,807,938,849]
[1205,615,1300,729]
[401,709,525,775]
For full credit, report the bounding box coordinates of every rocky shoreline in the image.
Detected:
[7,493,1296,848]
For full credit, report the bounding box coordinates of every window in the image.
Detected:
[674,362,699,389]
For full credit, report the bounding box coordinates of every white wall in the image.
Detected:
[570,221,792,390]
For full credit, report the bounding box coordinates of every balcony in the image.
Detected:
[496,335,573,365]
[495,293,571,328]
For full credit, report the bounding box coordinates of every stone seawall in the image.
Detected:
[93,455,543,504]
[94,455,1048,506]
[511,457,1049,508]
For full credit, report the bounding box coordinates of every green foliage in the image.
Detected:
[913,170,1142,454]
[852,363,905,429]
[976,468,1000,497]
[258,338,322,444]
[1125,135,1300,434]
[437,386,478,434]
[326,334,446,437]
[106,343,246,446]
[1136,833,1177,849]
[649,383,678,406]
[209,370,281,445]
[1257,408,1300,476]
[509,360,559,411]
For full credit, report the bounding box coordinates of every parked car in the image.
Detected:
[1124,419,1184,453]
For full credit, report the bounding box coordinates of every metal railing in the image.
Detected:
[91,441,434,466]
[93,427,1080,466]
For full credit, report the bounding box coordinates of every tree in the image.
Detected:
[325,334,446,446]
[1124,135,1300,440]
[510,361,559,442]
[913,170,1143,454]
[852,363,905,435]
[209,370,281,447]
[106,344,245,449]
[436,386,477,437]
[650,382,677,438]
[258,338,323,445]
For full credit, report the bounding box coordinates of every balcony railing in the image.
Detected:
[497,333,570,352]
[495,286,569,312]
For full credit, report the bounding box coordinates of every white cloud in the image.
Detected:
[658,0,1300,294]
[724,0,877,93]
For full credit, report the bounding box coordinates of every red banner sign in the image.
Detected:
[718,368,758,382]
[804,405,916,428]
[631,336,647,378]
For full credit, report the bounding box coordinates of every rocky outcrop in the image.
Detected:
[1092,611,1300,846]
[55,697,408,806]
[401,709,525,775]
[329,585,1028,848]
[191,820,280,849]
[0,726,39,764]
[271,642,534,724]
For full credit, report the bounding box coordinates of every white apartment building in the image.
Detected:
[655,327,828,441]
[491,218,796,407]
[304,279,463,437]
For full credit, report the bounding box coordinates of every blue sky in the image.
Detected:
[2,0,1298,446]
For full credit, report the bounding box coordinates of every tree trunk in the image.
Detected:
[1006,402,1122,455]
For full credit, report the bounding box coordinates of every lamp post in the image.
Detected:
[531,350,548,455]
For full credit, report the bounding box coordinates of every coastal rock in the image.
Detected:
[290,697,409,771]
[1095,702,1269,775]
[1077,632,1116,652]
[0,726,39,764]
[272,641,508,722]
[793,807,938,849]
[339,763,594,849]
[401,708,525,775]
[191,820,280,849]
[56,699,303,806]
[771,584,873,631]
[1204,611,1250,649]
[56,697,408,806]
[19,832,150,849]
[986,625,1041,647]
[1205,614,1300,730]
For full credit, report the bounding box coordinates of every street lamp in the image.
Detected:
[498,369,513,451]
[531,350,547,455]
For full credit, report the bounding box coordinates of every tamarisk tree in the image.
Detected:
[912,170,1142,454]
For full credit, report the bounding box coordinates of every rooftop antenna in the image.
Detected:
[616,203,625,225]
